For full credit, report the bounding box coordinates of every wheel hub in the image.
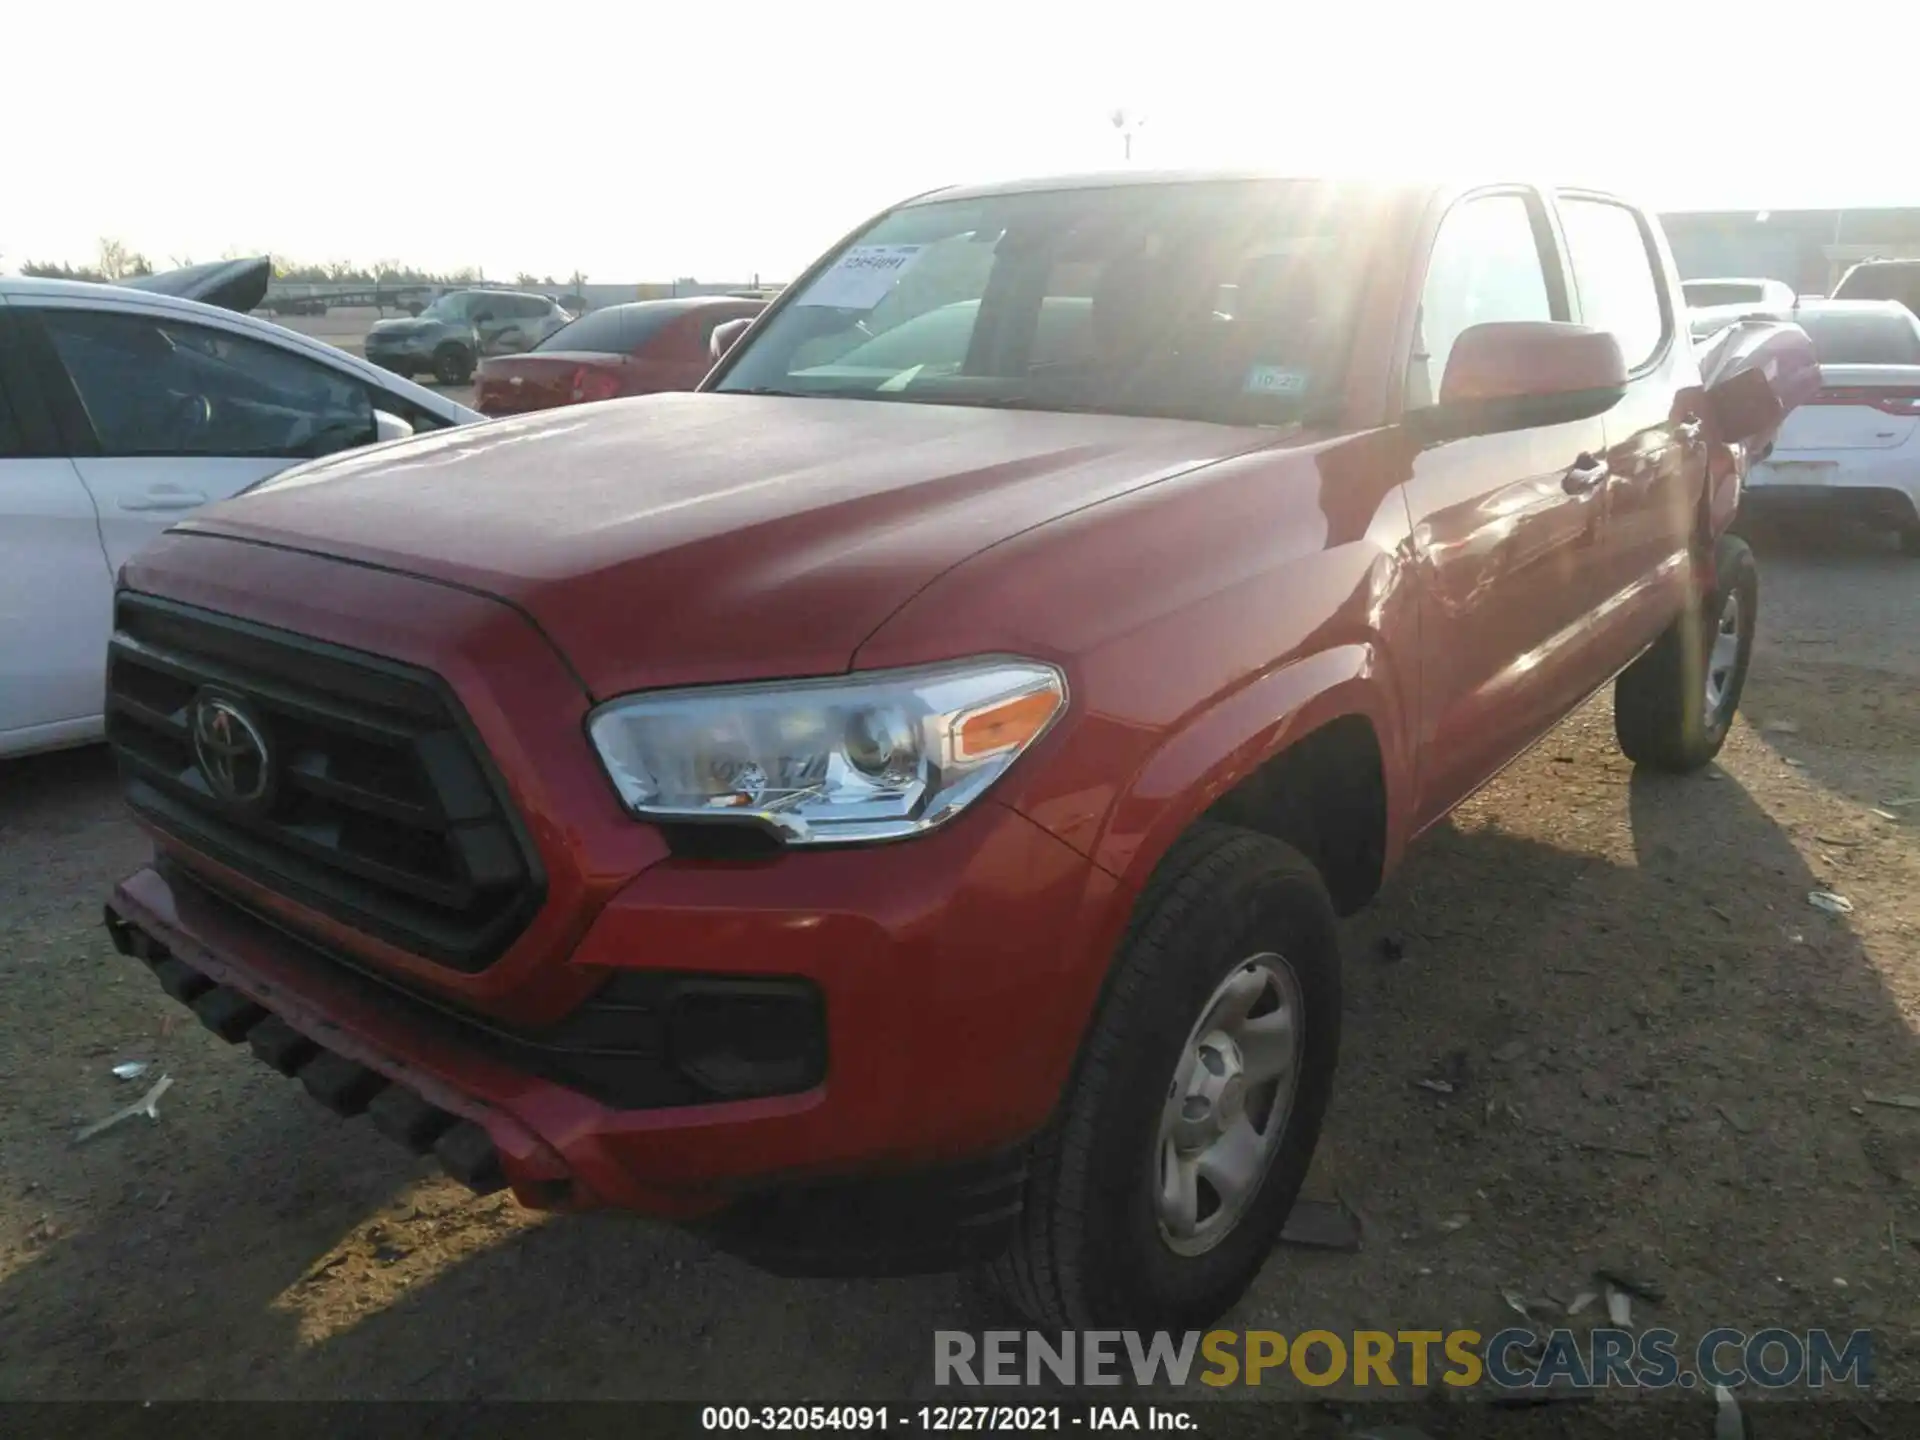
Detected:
[1705,589,1742,717]
[1153,955,1305,1257]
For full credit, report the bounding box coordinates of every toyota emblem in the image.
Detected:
[191,692,275,809]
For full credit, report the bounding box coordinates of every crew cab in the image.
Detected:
[101,173,1810,1329]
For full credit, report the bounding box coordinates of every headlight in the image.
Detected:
[587,658,1067,845]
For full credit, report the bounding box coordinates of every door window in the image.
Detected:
[0,386,21,458]
[1557,197,1667,370]
[1409,193,1557,408]
[38,309,376,459]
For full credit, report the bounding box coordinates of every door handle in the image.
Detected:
[120,490,208,512]
[1563,455,1610,495]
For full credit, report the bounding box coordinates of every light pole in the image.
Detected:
[1110,108,1145,162]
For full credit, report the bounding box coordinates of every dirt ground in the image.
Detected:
[0,523,1914,1410]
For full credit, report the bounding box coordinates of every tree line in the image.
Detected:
[17,238,542,289]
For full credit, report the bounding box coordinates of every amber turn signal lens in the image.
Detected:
[955,689,1061,762]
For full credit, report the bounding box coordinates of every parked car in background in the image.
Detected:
[364,289,572,385]
[475,296,765,416]
[1831,258,1920,322]
[1744,298,1920,554]
[101,171,1809,1328]
[1682,276,1795,341]
[0,262,480,760]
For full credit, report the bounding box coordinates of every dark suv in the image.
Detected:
[1832,259,1920,321]
[364,289,571,384]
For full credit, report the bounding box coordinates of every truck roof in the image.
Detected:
[910,168,1631,211]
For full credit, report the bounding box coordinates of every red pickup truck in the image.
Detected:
[102,172,1809,1329]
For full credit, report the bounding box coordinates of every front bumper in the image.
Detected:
[365,343,435,368]
[106,793,1117,1269]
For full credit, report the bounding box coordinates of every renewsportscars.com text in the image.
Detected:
[934,1328,1873,1391]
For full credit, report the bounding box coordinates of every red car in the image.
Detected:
[103,173,1808,1329]
[473,296,765,415]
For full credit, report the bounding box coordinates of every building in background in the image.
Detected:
[1660,209,1920,296]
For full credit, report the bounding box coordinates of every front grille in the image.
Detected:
[106,593,543,972]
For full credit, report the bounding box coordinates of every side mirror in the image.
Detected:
[710,316,755,362]
[373,409,415,443]
[1413,321,1628,442]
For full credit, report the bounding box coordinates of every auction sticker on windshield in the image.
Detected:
[1244,364,1309,396]
[796,245,927,309]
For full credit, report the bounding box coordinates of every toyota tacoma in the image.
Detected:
[103,172,1812,1328]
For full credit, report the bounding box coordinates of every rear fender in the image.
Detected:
[1092,643,1412,896]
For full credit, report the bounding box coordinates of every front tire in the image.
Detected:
[990,823,1342,1328]
[1615,532,1758,771]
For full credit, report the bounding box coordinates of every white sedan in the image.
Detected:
[0,261,481,759]
[1743,298,1920,556]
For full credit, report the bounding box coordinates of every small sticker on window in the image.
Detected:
[794,244,927,310]
[1244,364,1309,395]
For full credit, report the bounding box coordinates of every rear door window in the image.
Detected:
[538,307,651,354]
[1557,197,1668,370]
[38,308,376,459]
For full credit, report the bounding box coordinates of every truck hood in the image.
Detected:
[368,317,441,338]
[181,392,1272,697]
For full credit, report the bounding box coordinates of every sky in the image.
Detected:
[4,0,1910,284]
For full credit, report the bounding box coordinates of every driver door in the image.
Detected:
[21,301,375,570]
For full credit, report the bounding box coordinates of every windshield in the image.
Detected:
[1798,309,1920,365]
[1684,281,1766,307]
[714,179,1382,425]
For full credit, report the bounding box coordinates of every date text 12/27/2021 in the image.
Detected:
[701,1407,1196,1432]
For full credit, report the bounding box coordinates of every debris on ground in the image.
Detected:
[110,1060,151,1081]
[1605,1284,1631,1326]
[1594,1266,1666,1304]
[1414,1078,1455,1095]
[1376,935,1404,962]
[1279,1197,1362,1252]
[73,1074,173,1144]
[1491,1040,1527,1064]
[1566,1290,1598,1316]
[1863,1091,1920,1111]
[1872,808,1900,821]
[1763,719,1800,734]
[1881,796,1919,809]
[1437,1213,1471,1233]
[1808,889,1855,915]
[1714,1382,1748,1440]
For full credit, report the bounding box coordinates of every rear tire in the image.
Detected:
[989,822,1342,1328]
[433,343,474,385]
[1615,532,1758,771]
